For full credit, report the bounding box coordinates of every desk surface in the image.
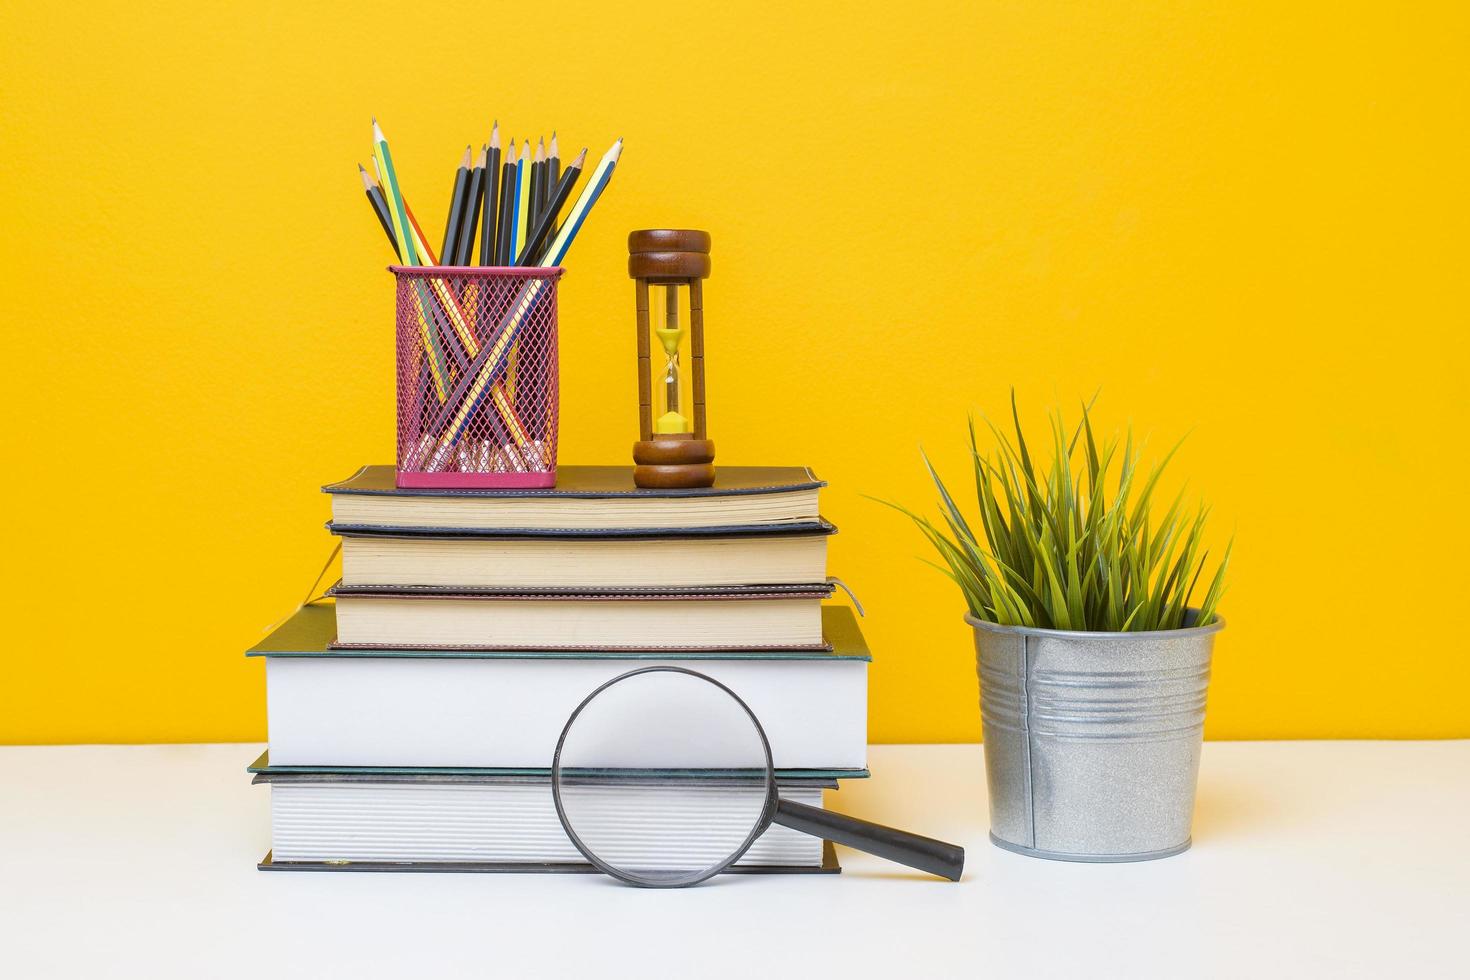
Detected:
[1,741,1466,979]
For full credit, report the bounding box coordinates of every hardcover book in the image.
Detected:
[326,582,836,650]
[250,603,871,770]
[325,464,825,532]
[331,521,835,589]
[252,761,843,873]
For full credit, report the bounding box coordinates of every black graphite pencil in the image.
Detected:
[359,163,396,250]
[529,137,546,229]
[454,146,486,265]
[494,144,517,265]
[439,146,472,263]
[516,147,584,265]
[479,122,501,265]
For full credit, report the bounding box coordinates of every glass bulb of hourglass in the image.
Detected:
[653,281,690,436]
[653,327,688,434]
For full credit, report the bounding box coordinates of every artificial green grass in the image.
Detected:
[886,394,1229,632]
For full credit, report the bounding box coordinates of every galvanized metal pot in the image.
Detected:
[969,612,1224,862]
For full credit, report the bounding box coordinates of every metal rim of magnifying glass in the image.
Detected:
[550,665,780,888]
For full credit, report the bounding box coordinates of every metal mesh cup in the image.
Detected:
[393,265,563,488]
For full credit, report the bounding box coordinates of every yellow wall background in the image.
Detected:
[2,2,1466,744]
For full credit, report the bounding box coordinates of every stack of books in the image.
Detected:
[248,464,871,874]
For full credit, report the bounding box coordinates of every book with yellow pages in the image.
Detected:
[325,464,825,532]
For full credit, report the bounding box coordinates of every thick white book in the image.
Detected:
[254,767,837,869]
[326,584,833,650]
[332,524,835,589]
[252,604,871,771]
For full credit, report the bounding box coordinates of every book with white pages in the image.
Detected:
[251,603,870,771]
[251,758,845,874]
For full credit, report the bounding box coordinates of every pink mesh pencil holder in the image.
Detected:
[393,265,563,488]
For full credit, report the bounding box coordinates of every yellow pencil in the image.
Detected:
[513,141,532,263]
[541,138,622,266]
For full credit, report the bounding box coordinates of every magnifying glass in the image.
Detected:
[551,666,965,887]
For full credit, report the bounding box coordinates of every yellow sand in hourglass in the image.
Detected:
[654,286,690,434]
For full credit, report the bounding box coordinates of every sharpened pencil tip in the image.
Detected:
[571,148,588,168]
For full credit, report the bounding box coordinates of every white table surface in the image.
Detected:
[1,741,1466,979]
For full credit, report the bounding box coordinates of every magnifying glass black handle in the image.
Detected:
[773,798,965,881]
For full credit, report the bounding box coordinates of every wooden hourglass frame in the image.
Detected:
[630,229,715,488]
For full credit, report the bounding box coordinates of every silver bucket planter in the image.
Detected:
[970,612,1224,862]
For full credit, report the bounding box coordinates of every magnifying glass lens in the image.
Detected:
[553,669,773,886]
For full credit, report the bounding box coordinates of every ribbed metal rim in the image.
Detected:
[964,610,1225,640]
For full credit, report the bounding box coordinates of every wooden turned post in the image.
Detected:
[635,278,652,442]
[628,229,715,489]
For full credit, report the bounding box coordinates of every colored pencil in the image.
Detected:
[364,143,475,359]
[516,147,584,265]
[363,161,445,407]
[363,128,471,406]
[541,138,622,266]
[546,132,560,214]
[371,119,416,265]
[510,141,530,263]
[403,200,438,264]
[479,122,501,265]
[359,164,396,249]
[439,146,472,263]
[380,180,451,397]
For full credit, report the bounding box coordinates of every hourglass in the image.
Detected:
[629,229,715,488]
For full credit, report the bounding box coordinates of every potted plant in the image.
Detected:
[889,395,1229,862]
